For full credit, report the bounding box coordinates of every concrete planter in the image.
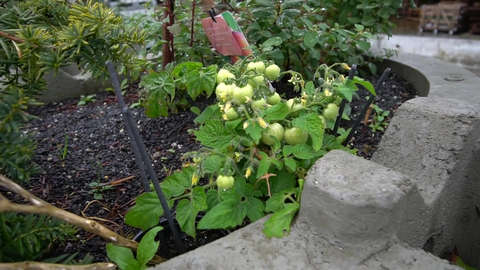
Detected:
[150,53,480,270]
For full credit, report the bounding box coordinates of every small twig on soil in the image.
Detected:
[0,262,116,270]
[0,174,167,264]
[93,175,134,187]
[363,104,373,127]
[81,200,124,236]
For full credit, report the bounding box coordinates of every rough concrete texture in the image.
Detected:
[371,34,480,75]
[375,52,480,110]
[39,65,115,102]
[372,97,480,267]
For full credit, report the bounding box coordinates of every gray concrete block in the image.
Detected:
[372,97,480,265]
[301,150,415,252]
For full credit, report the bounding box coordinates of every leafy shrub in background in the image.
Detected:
[237,0,400,78]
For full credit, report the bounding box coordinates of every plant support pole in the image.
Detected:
[333,64,357,135]
[342,67,391,147]
[106,61,186,254]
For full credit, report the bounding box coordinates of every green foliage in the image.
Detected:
[106,226,163,270]
[123,1,226,70]
[0,212,78,262]
[139,62,217,117]
[0,87,42,183]
[368,104,390,132]
[236,0,402,78]
[77,94,97,106]
[0,0,145,183]
[126,59,373,239]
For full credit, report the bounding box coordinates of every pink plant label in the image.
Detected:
[201,16,243,56]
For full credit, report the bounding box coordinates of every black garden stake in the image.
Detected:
[106,61,186,254]
[342,67,392,147]
[332,64,358,135]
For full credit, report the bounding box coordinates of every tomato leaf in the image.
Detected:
[176,187,208,238]
[185,65,217,99]
[291,144,326,159]
[284,157,296,172]
[172,62,203,79]
[106,244,138,270]
[304,81,315,95]
[137,226,163,268]
[353,76,376,96]
[245,120,263,144]
[292,113,324,151]
[234,178,265,222]
[197,199,247,229]
[140,72,175,118]
[263,103,289,122]
[201,155,225,174]
[194,105,221,124]
[125,192,173,231]
[269,170,297,194]
[161,167,194,197]
[256,152,271,178]
[195,119,236,151]
[263,203,299,238]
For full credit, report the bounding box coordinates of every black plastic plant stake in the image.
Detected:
[342,67,392,147]
[106,61,186,254]
[333,64,357,135]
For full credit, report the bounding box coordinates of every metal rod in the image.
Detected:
[106,61,186,254]
[333,64,357,135]
[106,62,150,192]
[342,67,392,147]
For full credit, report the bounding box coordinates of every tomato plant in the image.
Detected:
[125,59,375,240]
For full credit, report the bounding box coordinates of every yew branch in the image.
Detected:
[0,174,166,264]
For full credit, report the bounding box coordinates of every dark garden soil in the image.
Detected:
[16,71,416,263]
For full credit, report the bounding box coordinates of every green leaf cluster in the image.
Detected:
[107,226,163,270]
[237,0,404,78]
[0,212,78,262]
[139,62,217,117]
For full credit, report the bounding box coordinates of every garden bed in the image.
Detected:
[21,71,416,262]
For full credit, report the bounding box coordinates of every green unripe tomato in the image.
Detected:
[261,123,285,145]
[216,69,235,84]
[251,99,267,110]
[265,64,281,81]
[266,92,281,105]
[193,157,202,164]
[247,61,266,74]
[215,83,235,102]
[225,107,239,120]
[233,84,254,104]
[284,128,309,145]
[248,75,265,87]
[333,97,343,106]
[323,103,339,120]
[217,175,235,189]
[286,98,306,113]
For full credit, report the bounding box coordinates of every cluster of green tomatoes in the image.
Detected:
[211,61,341,190]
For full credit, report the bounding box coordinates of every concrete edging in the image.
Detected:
[150,52,480,270]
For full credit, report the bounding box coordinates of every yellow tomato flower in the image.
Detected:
[191,174,199,185]
[341,63,351,70]
[258,117,269,128]
[324,89,332,97]
[243,121,249,129]
[245,167,252,178]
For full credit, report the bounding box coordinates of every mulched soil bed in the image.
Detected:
[16,71,416,262]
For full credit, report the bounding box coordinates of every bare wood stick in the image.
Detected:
[0,174,166,264]
[95,175,134,188]
[0,30,24,43]
[0,261,116,270]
